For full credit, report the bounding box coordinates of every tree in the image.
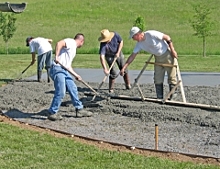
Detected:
[190,4,214,57]
[133,16,145,31]
[0,12,17,54]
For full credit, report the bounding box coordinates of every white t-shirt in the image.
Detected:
[133,30,168,56]
[55,38,77,68]
[29,37,52,56]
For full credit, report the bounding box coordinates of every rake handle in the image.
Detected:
[97,56,117,91]
[132,54,154,89]
[57,61,98,95]
[21,64,32,74]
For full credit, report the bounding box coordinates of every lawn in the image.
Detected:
[0,0,219,55]
[0,122,218,169]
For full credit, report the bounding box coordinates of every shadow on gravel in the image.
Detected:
[4,108,48,120]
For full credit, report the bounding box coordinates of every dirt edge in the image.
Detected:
[0,114,219,166]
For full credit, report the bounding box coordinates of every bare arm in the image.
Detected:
[30,52,36,65]
[54,40,66,63]
[120,52,138,76]
[100,54,109,75]
[115,40,123,57]
[163,34,178,58]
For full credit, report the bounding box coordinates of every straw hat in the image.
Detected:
[98,29,115,42]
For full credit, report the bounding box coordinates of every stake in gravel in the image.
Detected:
[155,124,158,150]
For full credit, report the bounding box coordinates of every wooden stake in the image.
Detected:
[155,124,158,150]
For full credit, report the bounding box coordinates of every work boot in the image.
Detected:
[76,109,93,118]
[169,84,178,100]
[37,70,42,82]
[109,78,115,93]
[123,73,131,90]
[155,84,163,99]
[46,68,50,83]
[48,113,63,121]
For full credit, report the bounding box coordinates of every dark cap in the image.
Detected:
[26,36,33,46]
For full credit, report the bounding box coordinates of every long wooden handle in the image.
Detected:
[146,62,177,68]
[132,54,153,89]
[57,61,98,95]
[97,57,117,90]
[21,64,32,74]
[176,60,186,103]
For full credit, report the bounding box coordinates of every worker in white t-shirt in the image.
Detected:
[46,33,93,121]
[26,37,52,82]
[120,27,178,100]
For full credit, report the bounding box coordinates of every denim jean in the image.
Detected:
[48,65,83,114]
[37,50,52,71]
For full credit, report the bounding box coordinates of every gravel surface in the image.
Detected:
[0,80,220,159]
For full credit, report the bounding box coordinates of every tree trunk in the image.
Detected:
[203,36,206,57]
[6,41,8,55]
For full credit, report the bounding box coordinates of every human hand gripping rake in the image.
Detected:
[91,56,118,101]
[57,61,98,96]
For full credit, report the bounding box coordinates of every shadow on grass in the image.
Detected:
[0,78,13,83]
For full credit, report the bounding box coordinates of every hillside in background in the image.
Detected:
[0,0,219,55]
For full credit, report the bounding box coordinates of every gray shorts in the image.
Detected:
[105,52,128,79]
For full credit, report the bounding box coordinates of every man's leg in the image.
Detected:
[48,67,66,114]
[108,77,115,93]
[45,51,52,83]
[154,55,165,99]
[105,55,117,93]
[117,53,131,89]
[165,53,178,100]
[154,66,165,99]
[65,72,83,110]
[37,54,46,82]
[65,72,92,117]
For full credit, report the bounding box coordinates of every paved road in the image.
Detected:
[28,69,220,87]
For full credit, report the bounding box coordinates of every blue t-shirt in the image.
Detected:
[99,32,122,55]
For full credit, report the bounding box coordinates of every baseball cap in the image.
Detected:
[129,27,140,39]
[26,36,33,46]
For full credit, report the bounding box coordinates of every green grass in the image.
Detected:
[0,0,220,55]
[0,123,218,169]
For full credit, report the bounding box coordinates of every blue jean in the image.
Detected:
[37,50,52,71]
[48,65,83,114]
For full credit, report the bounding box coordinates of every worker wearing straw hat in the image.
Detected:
[98,29,131,93]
